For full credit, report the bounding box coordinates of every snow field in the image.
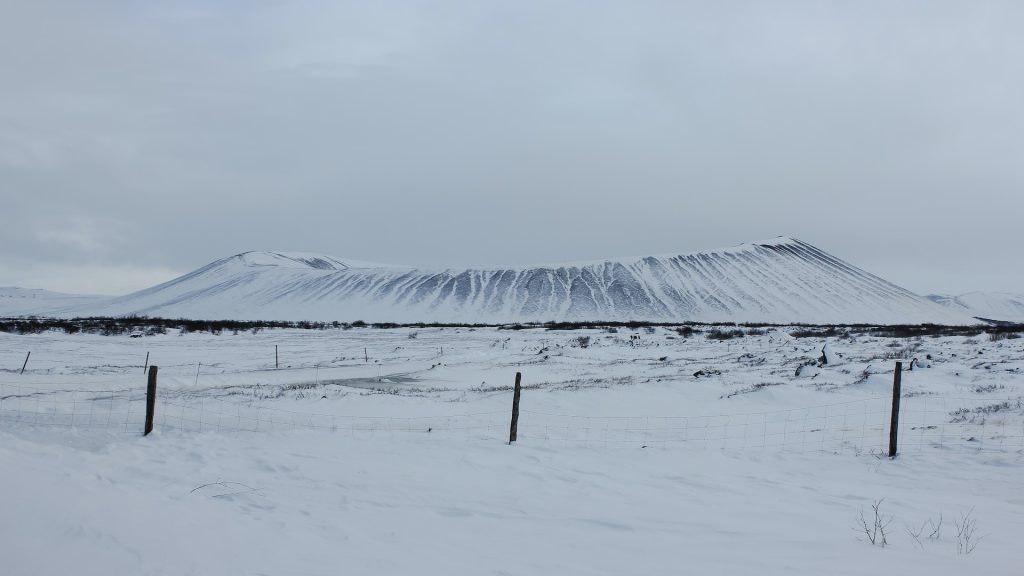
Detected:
[1,430,1021,575]
[1,325,1022,574]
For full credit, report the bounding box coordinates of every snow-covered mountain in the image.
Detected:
[926,292,1024,323]
[32,237,976,324]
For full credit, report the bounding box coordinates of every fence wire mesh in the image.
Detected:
[518,398,893,453]
[899,395,1024,454]
[1,381,1022,454]
[0,382,144,433]
[156,396,508,441]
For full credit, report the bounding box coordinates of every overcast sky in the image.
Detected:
[2,1,1022,296]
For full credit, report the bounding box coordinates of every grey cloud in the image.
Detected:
[1,0,1022,295]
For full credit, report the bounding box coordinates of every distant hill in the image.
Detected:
[0,287,107,318]
[927,292,1024,323]
[15,237,975,325]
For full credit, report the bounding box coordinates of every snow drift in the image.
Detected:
[41,237,975,324]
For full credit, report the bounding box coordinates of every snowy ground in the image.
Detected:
[1,325,1022,574]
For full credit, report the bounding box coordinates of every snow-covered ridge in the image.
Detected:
[927,292,1024,323]
[28,237,976,325]
[0,287,107,317]
[233,252,402,271]
[233,237,805,274]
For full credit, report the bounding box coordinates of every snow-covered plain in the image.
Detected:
[2,325,1022,575]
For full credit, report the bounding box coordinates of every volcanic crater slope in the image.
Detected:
[59,238,975,325]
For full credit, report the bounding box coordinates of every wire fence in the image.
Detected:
[155,397,508,441]
[517,396,1024,454]
[899,394,1024,454]
[0,382,509,441]
[1,381,1022,454]
[0,382,143,433]
[518,398,894,453]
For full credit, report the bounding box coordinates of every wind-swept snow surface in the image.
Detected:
[3,431,1021,576]
[24,238,975,324]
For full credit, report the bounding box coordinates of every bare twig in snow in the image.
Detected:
[955,508,984,555]
[856,499,893,547]
[191,480,262,498]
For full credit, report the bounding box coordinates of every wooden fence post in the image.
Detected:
[889,361,902,458]
[275,345,279,369]
[509,372,522,443]
[143,351,150,374]
[20,351,30,374]
[145,366,158,436]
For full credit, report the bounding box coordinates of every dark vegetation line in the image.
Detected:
[0,316,1021,339]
